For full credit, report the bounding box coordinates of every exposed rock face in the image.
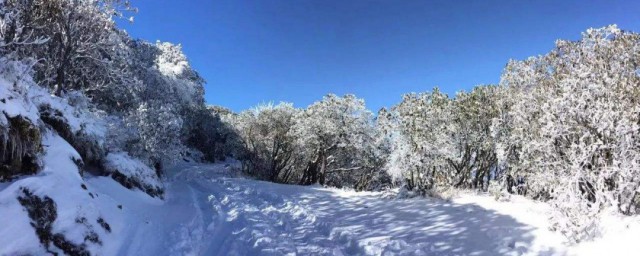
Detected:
[0,115,42,181]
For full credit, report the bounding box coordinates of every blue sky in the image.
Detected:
[118,0,640,112]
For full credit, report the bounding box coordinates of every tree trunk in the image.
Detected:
[318,150,327,185]
[300,150,321,185]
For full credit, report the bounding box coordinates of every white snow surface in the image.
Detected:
[77,162,640,256]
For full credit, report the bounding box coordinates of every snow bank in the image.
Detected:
[0,59,106,174]
[0,62,40,123]
[454,192,640,256]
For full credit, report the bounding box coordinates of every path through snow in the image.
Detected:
[88,163,569,256]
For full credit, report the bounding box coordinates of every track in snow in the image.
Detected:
[100,163,567,256]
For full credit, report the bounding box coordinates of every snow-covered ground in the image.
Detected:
[49,162,632,256]
[3,155,638,255]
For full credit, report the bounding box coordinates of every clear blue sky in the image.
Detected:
[118,0,640,112]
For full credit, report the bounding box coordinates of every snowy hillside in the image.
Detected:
[0,60,163,255]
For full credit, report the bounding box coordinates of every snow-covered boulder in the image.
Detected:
[103,152,164,198]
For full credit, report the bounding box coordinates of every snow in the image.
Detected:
[0,185,41,255]
[3,158,639,255]
[87,162,569,255]
[155,41,189,78]
[0,75,40,123]
[111,162,640,256]
[570,210,640,256]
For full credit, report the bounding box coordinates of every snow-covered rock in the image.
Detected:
[103,152,164,198]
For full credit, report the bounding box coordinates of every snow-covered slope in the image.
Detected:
[1,133,120,255]
[0,60,165,255]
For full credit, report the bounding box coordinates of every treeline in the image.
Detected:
[222,96,390,190]
[223,25,640,241]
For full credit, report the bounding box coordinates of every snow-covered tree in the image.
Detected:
[499,25,640,241]
[387,88,452,192]
[354,107,393,191]
[293,94,376,186]
[127,101,184,170]
[446,86,501,190]
[386,86,502,193]
[0,0,136,98]
[230,102,299,182]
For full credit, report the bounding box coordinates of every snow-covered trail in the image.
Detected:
[89,163,568,256]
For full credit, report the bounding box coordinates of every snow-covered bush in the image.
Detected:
[126,101,185,169]
[488,182,510,202]
[498,25,640,242]
[226,95,388,189]
[386,86,502,194]
[185,106,238,162]
[386,89,452,192]
[123,39,214,167]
